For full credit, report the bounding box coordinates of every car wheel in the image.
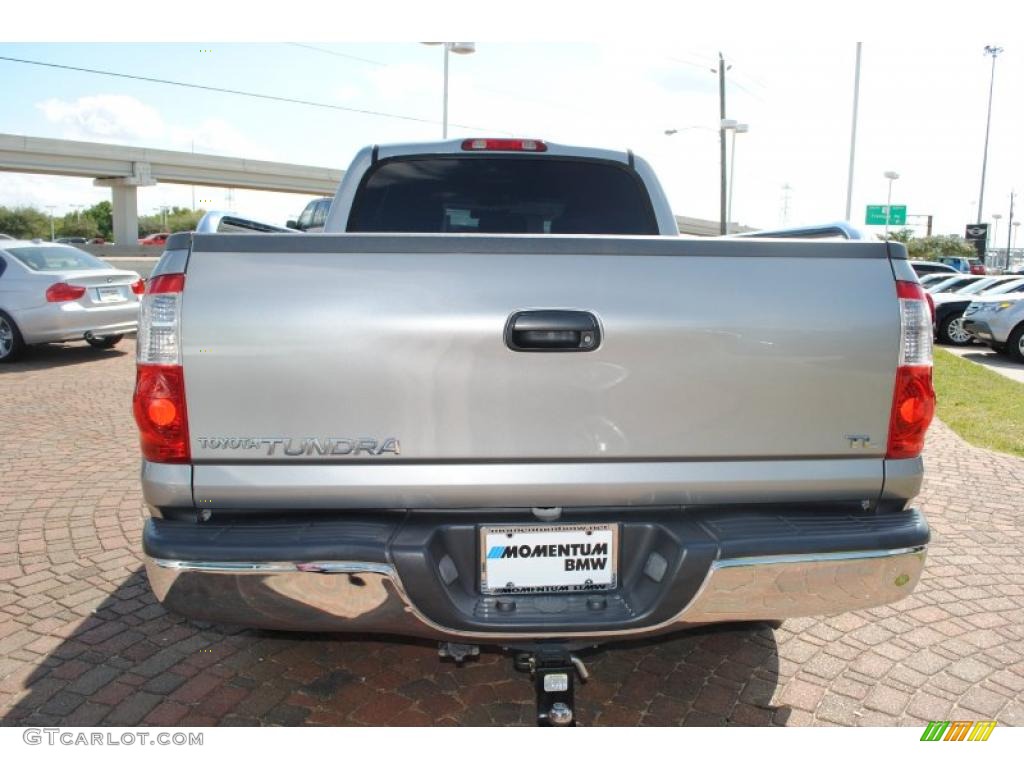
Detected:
[1007,324,1024,364]
[0,311,26,363]
[938,312,972,346]
[86,334,124,349]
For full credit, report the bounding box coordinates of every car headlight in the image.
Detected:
[964,303,982,316]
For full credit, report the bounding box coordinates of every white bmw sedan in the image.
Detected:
[0,240,144,362]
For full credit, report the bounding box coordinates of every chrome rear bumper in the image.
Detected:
[144,545,927,643]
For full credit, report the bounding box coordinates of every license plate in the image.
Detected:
[480,523,618,595]
[96,286,125,303]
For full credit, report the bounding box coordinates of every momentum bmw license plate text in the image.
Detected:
[480,524,618,595]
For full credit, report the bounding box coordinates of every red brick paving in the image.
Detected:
[1,340,1023,726]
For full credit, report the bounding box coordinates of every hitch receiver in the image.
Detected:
[515,646,588,726]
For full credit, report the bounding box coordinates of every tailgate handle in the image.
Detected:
[505,310,600,352]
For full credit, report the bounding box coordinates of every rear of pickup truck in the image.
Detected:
[135,142,933,645]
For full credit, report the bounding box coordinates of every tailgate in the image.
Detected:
[180,234,899,465]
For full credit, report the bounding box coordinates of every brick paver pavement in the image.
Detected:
[1,340,1022,726]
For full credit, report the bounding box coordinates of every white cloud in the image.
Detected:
[368,63,440,101]
[334,84,362,103]
[168,118,273,160]
[34,93,272,160]
[0,173,108,215]
[35,94,166,143]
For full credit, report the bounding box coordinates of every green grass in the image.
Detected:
[932,348,1024,458]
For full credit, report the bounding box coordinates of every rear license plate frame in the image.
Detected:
[479,523,619,595]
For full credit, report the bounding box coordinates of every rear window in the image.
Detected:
[347,157,659,235]
[5,246,109,272]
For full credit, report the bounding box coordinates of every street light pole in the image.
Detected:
[884,171,899,237]
[726,123,749,235]
[442,44,449,139]
[845,42,862,221]
[977,45,1003,223]
[717,52,729,235]
[45,205,56,241]
[424,42,475,139]
[992,213,1002,247]
[1006,191,1016,271]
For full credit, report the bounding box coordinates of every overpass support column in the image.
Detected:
[94,162,156,245]
[110,185,139,246]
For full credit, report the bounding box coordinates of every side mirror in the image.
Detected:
[286,220,299,230]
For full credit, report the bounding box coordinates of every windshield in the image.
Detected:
[347,156,659,235]
[981,278,1024,295]
[928,276,977,293]
[958,278,1009,295]
[5,245,109,272]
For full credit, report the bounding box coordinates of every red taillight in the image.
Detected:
[45,282,86,302]
[133,364,190,463]
[461,138,547,152]
[147,274,185,294]
[886,366,935,459]
[887,279,935,459]
[131,278,146,295]
[925,291,935,321]
[895,280,927,301]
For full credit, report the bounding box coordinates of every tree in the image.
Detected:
[1,202,206,243]
[0,206,51,239]
[139,208,206,236]
[83,201,113,240]
[879,229,977,261]
[881,228,914,245]
[56,213,100,239]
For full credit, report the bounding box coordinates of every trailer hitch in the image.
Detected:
[513,646,589,726]
[439,642,590,725]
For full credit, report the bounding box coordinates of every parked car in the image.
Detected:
[910,260,959,276]
[0,241,143,362]
[937,255,985,275]
[139,232,171,247]
[925,274,986,294]
[933,277,1024,345]
[286,197,332,232]
[919,273,957,289]
[136,138,934,725]
[963,293,1024,362]
[0,233,15,240]
[55,236,89,245]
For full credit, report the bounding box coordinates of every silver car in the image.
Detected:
[963,288,1024,362]
[0,240,143,362]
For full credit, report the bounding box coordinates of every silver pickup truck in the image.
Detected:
[135,138,934,724]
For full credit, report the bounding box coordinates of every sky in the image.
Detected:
[2,39,1024,239]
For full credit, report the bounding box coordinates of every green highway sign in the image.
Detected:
[865,204,907,226]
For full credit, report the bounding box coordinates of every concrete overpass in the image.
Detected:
[0,133,343,244]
